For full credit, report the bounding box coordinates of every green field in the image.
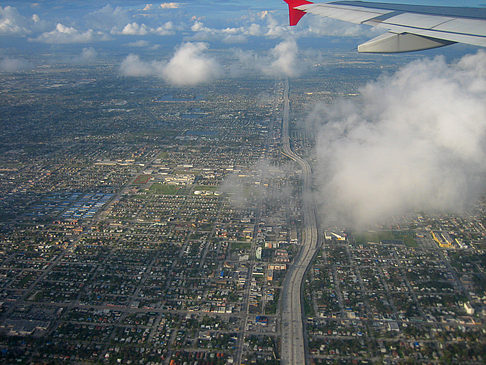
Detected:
[133,175,151,184]
[353,231,417,247]
[194,185,218,191]
[230,241,252,251]
[149,183,179,195]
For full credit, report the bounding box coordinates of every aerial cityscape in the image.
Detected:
[1,1,486,364]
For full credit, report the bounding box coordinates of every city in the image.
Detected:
[0,56,485,364]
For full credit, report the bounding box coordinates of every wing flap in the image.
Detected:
[374,23,486,48]
[358,32,454,53]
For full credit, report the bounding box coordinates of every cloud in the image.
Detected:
[309,51,486,228]
[234,39,302,78]
[120,22,149,35]
[153,21,174,35]
[187,9,378,45]
[113,21,174,36]
[119,54,164,77]
[0,57,31,72]
[0,6,30,35]
[88,5,130,32]
[264,39,300,77]
[160,3,180,9]
[162,42,220,86]
[119,42,220,86]
[33,23,103,43]
[304,15,380,38]
[77,47,97,63]
[126,40,150,47]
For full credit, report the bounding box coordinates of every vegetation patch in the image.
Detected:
[194,185,218,191]
[149,183,179,195]
[230,241,252,251]
[133,175,151,184]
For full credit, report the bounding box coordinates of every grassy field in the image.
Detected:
[194,185,218,191]
[230,241,252,251]
[149,183,179,195]
[353,230,417,247]
[133,175,151,184]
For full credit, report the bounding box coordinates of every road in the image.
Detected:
[280,79,319,365]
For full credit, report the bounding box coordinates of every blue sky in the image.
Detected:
[2,1,484,45]
[1,1,484,79]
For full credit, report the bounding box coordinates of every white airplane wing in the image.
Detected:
[283,0,486,53]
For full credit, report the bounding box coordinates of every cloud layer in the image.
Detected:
[310,51,486,228]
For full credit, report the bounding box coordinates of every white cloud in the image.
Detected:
[120,22,149,35]
[119,42,220,87]
[119,54,164,77]
[0,57,31,72]
[0,6,30,35]
[33,23,105,43]
[143,4,153,11]
[114,21,175,36]
[80,47,97,61]
[234,39,302,78]
[154,21,174,35]
[264,39,300,77]
[310,51,486,228]
[162,42,220,86]
[160,3,180,9]
[304,15,380,38]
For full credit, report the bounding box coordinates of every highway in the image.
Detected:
[280,79,319,365]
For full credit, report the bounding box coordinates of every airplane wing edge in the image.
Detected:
[282,0,486,52]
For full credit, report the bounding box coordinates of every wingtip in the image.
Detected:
[283,0,313,26]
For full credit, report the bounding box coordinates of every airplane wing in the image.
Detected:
[283,0,486,53]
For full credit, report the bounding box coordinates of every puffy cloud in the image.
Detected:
[160,3,180,9]
[0,57,31,72]
[310,51,486,228]
[120,22,149,35]
[120,42,220,86]
[234,39,302,78]
[119,54,164,77]
[264,39,300,77]
[304,15,380,38]
[114,21,174,36]
[33,23,104,43]
[187,9,378,44]
[79,47,97,62]
[162,42,220,86]
[0,6,30,35]
[143,4,153,11]
[153,21,174,35]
